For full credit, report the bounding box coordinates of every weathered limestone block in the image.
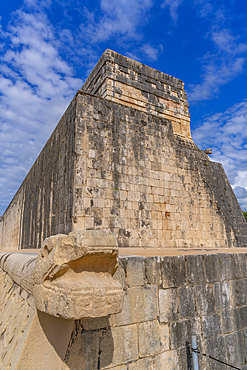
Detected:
[186,255,205,285]
[65,329,100,370]
[159,288,179,323]
[80,316,111,331]
[240,305,247,328]
[232,254,247,279]
[219,254,235,280]
[161,255,186,288]
[128,357,154,370]
[178,286,195,319]
[100,324,139,368]
[125,256,145,287]
[195,284,215,316]
[231,279,247,307]
[204,254,221,283]
[14,311,74,370]
[214,281,231,311]
[114,285,158,326]
[220,310,234,334]
[138,320,169,357]
[145,256,161,286]
[170,318,201,350]
[154,350,179,370]
[0,230,123,319]
[201,335,227,370]
[202,313,221,339]
[225,331,246,369]
[113,262,127,290]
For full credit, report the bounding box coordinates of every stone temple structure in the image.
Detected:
[1,50,247,369]
[1,49,247,251]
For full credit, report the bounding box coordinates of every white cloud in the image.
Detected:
[78,0,161,68]
[211,30,247,55]
[232,172,247,190]
[140,44,162,61]
[161,0,184,24]
[127,43,163,62]
[234,185,247,198]
[192,101,247,210]
[196,1,213,19]
[188,28,247,102]
[80,0,154,43]
[23,0,52,9]
[233,175,247,210]
[188,57,245,102]
[0,11,82,214]
[161,0,247,102]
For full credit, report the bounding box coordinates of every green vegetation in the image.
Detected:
[243,211,247,221]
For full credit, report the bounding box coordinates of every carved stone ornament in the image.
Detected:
[0,230,123,319]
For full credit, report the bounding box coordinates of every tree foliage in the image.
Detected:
[243,211,247,222]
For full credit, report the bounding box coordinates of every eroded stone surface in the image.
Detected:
[0,230,123,319]
[1,53,247,251]
[82,49,191,139]
[0,48,247,370]
[0,269,73,370]
[1,252,247,369]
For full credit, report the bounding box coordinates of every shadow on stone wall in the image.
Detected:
[37,310,74,365]
[64,317,114,369]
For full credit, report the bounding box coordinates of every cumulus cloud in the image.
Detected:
[192,101,247,210]
[0,11,82,213]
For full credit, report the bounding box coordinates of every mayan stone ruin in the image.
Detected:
[1,50,247,369]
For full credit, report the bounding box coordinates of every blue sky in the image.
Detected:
[1,0,247,213]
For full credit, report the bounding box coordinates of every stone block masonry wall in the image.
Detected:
[1,89,247,249]
[2,250,247,369]
[0,187,24,249]
[0,264,74,370]
[64,252,247,370]
[73,92,247,248]
[0,268,37,369]
[0,96,77,249]
[198,158,247,247]
[82,49,191,139]
[174,135,247,247]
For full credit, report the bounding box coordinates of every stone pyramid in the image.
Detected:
[1,49,247,249]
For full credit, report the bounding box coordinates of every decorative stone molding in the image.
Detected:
[0,230,123,319]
